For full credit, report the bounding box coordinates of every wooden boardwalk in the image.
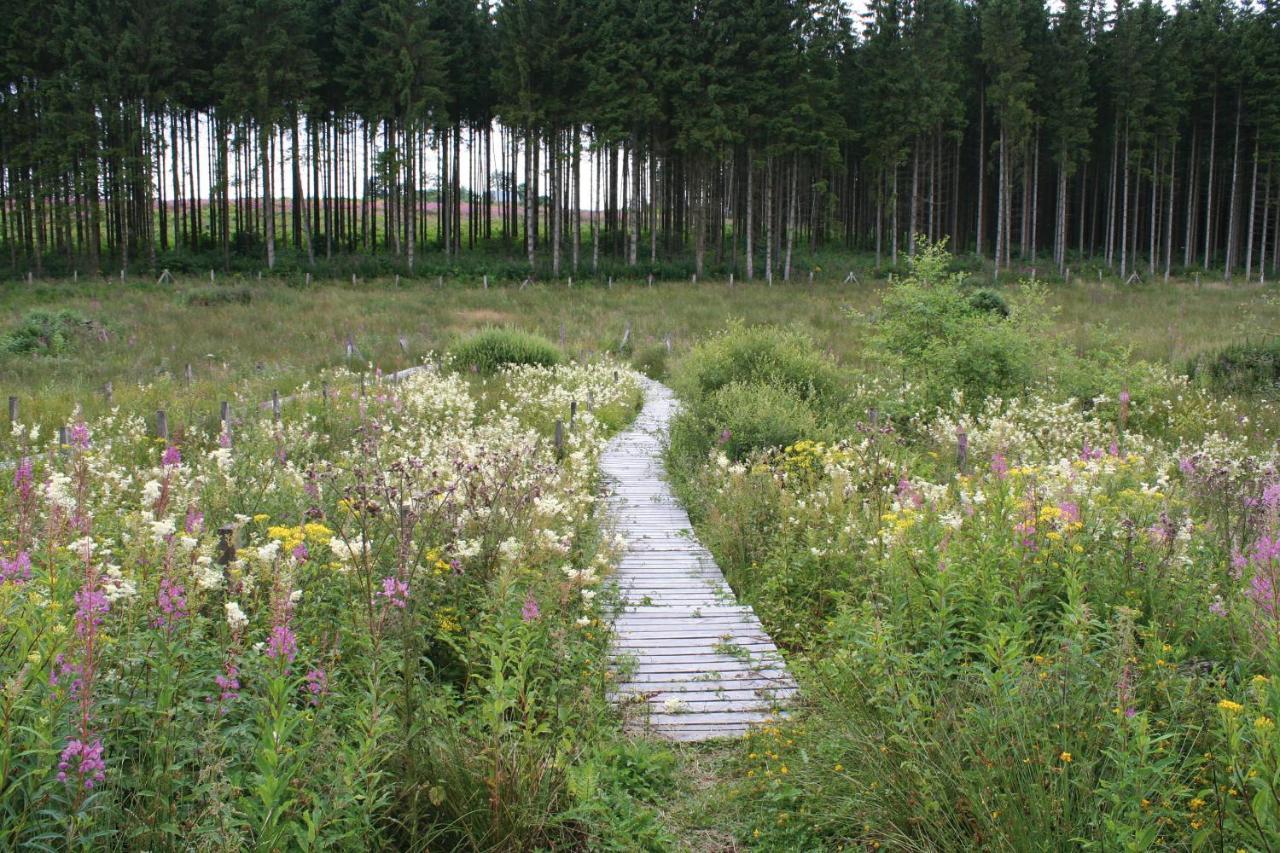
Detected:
[602,379,795,741]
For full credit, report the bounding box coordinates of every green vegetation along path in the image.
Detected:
[602,379,794,741]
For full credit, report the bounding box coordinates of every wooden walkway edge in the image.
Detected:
[602,379,795,741]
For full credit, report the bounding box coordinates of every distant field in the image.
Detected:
[1,271,1277,434]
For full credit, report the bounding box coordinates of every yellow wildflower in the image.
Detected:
[1218,699,1244,714]
[1059,752,1072,763]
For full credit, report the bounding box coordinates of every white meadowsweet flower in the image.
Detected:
[225,601,248,630]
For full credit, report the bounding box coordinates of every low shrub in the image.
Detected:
[450,328,563,374]
[966,287,1010,317]
[178,286,253,307]
[874,240,1047,412]
[631,343,668,380]
[672,381,819,463]
[672,321,841,407]
[1186,339,1280,396]
[1,308,94,355]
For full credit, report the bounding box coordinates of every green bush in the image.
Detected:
[673,381,819,462]
[450,328,563,374]
[631,343,668,380]
[1185,339,1280,396]
[673,321,841,406]
[178,286,253,307]
[874,240,1047,411]
[1,308,93,355]
[966,287,1010,317]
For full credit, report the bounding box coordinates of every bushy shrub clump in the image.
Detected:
[1,308,93,355]
[672,321,841,406]
[669,323,840,463]
[450,327,563,374]
[874,240,1048,412]
[1186,339,1280,396]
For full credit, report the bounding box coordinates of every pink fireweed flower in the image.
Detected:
[14,457,34,500]
[211,661,240,715]
[0,551,32,585]
[161,444,181,467]
[1057,501,1081,524]
[154,577,188,629]
[990,453,1009,480]
[379,577,409,609]
[1080,443,1104,462]
[265,624,299,663]
[1179,457,1196,476]
[73,587,110,640]
[218,430,232,449]
[184,506,204,535]
[69,421,91,450]
[521,591,541,622]
[57,737,106,790]
[304,668,328,705]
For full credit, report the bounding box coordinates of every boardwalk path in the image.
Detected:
[601,379,795,741]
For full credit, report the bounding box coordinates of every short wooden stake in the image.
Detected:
[956,428,968,474]
[553,419,564,459]
[216,524,237,568]
[58,426,69,447]
[156,410,169,440]
[185,363,193,385]
[570,399,578,428]
[7,396,17,423]
[483,274,489,289]
[103,382,113,405]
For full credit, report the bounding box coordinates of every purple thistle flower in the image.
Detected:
[291,542,309,562]
[379,576,410,609]
[265,624,299,663]
[57,737,106,790]
[1179,457,1196,476]
[521,591,541,622]
[1209,597,1229,618]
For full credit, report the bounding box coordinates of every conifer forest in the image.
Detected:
[2,0,1278,282]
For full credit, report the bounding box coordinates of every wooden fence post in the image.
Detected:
[7,396,17,423]
[956,428,969,474]
[554,419,564,460]
[156,410,169,441]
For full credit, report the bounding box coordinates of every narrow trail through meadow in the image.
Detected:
[601,379,795,741]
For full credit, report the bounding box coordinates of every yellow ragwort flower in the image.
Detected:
[1218,699,1244,714]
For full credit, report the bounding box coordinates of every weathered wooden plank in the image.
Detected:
[602,379,795,742]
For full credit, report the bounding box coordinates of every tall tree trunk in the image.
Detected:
[1203,93,1218,270]
[976,85,985,257]
[1244,136,1258,282]
[261,122,275,269]
[784,156,797,281]
[1224,90,1242,280]
[745,152,754,280]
